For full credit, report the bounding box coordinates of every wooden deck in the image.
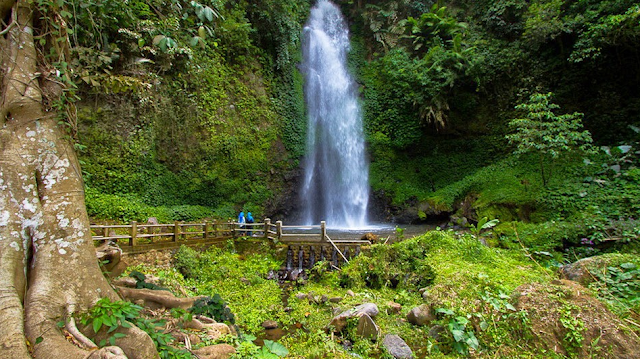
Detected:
[91,219,370,258]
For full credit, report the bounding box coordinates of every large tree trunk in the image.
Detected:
[0,1,157,358]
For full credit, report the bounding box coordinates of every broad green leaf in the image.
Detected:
[480,219,500,230]
[93,317,103,333]
[451,329,465,342]
[436,308,454,315]
[264,340,289,356]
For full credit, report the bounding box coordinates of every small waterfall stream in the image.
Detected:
[300,0,369,229]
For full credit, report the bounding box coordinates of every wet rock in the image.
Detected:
[295,292,307,300]
[346,290,355,297]
[262,320,278,329]
[356,314,380,340]
[329,297,343,303]
[382,334,413,359]
[329,303,379,332]
[406,304,435,326]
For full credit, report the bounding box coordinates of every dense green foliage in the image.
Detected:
[57,0,640,239]
[25,0,640,357]
[60,0,311,220]
[133,231,566,357]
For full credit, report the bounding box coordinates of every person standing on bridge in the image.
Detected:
[246,212,254,236]
[238,211,246,235]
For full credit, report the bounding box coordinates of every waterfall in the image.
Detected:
[300,0,369,229]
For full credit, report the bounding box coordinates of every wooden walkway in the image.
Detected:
[91,219,369,259]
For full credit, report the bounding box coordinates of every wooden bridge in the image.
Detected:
[91,219,369,264]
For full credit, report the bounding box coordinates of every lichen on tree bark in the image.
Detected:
[0,1,157,358]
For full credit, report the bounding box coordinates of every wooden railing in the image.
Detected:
[91,219,368,255]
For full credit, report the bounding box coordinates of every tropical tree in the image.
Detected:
[0,1,157,358]
[506,92,593,186]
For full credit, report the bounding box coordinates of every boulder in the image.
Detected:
[406,304,435,326]
[356,314,380,340]
[559,256,599,285]
[382,334,413,359]
[329,303,379,332]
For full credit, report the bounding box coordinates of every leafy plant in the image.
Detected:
[506,92,593,187]
[80,298,141,346]
[231,334,289,359]
[436,308,480,355]
[189,294,235,324]
[558,303,585,357]
[130,270,170,291]
[135,317,192,359]
[590,261,640,314]
[469,217,500,236]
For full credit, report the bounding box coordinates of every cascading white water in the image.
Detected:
[300,0,369,229]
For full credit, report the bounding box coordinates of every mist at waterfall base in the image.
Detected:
[300,0,370,230]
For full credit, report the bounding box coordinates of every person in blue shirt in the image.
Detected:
[246,212,255,236]
[238,211,246,235]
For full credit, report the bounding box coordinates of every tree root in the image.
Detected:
[67,316,98,350]
[85,347,127,359]
[115,287,203,310]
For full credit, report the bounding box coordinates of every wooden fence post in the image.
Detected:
[232,221,237,238]
[264,218,271,240]
[129,221,137,247]
[173,221,180,242]
[276,220,283,241]
[321,221,326,243]
[204,221,210,240]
